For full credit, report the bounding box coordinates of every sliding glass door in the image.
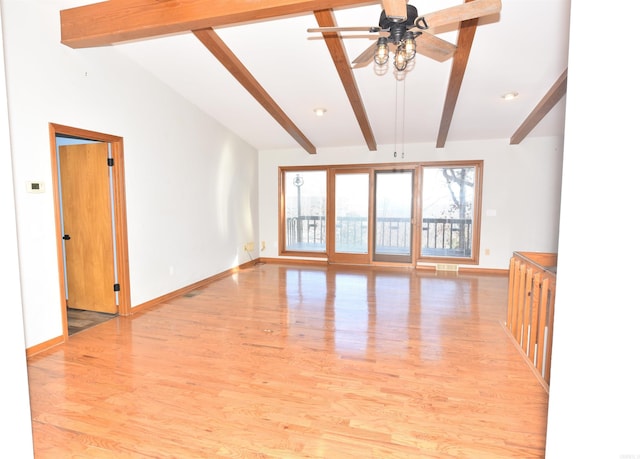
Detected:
[373,170,414,263]
[329,170,371,264]
[281,161,481,265]
[328,168,415,265]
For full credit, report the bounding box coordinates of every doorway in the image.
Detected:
[49,124,131,338]
[329,168,371,264]
[373,169,414,263]
[328,167,416,265]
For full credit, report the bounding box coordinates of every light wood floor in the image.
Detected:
[67,308,117,335]
[27,263,549,458]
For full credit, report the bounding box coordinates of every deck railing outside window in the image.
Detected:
[286,216,472,257]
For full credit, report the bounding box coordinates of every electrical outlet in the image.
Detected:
[261,241,266,251]
[244,242,254,252]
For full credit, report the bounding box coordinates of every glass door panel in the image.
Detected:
[374,170,414,263]
[335,173,369,254]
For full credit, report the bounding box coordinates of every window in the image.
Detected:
[279,161,482,265]
[281,169,327,254]
[420,162,482,264]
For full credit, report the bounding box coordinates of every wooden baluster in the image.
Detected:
[528,272,542,365]
[507,257,516,330]
[536,276,549,377]
[515,262,527,344]
[522,267,534,354]
[544,281,556,384]
[510,258,522,336]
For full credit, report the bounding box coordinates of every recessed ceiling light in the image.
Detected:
[501,91,519,101]
[314,108,327,117]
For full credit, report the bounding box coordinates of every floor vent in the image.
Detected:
[436,263,459,272]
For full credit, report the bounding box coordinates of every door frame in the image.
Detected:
[327,165,420,266]
[49,123,132,339]
[372,167,417,265]
[327,168,373,265]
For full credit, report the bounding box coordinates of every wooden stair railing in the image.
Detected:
[507,251,557,388]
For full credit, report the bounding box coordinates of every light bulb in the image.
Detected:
[394,45,407,71]
[374,37,389,65]
[403,32,416,61]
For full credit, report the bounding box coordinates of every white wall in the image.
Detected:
[259,136,564,269]
[545,1,640,457]
[0,7,34,456]
[2,0,259,348]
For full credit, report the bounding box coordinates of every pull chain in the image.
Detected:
[394,77,398,157]
[401,76,406,159]
[394,76,406,159]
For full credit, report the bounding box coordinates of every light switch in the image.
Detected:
[26,181,45,193]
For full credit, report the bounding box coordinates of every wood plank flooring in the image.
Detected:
[27,263,549,458]
[67,308,117,335]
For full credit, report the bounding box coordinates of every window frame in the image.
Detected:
[279,166,328,258]
[417,160,483,265]
[278,160,483,266]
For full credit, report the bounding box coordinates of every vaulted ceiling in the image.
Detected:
[59,0,570,154]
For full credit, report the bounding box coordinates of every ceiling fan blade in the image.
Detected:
[381,0,407,22]
[352,41,398,68]
[414,33,456,62]
[351,42,377,68]
[417,0,501,30]
[308,26,380,33]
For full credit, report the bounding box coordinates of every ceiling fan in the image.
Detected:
[308,0,502,71]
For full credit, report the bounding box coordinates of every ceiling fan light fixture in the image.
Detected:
[394,44,408,71]
[374,37,389,65]
[373,30,416,72]
[403,32,417,61]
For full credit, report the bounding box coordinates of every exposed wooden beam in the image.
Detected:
[510,68,568,145]
[314,9,377,151]
[436,16,478,148]
[192,28,316,154]
[61,0,378,48]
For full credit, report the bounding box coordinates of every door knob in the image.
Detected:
[63,234,71,240]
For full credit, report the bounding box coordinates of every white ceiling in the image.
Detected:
[64,0,572,152]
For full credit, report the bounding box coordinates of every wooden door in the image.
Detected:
[59,143,117,314]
